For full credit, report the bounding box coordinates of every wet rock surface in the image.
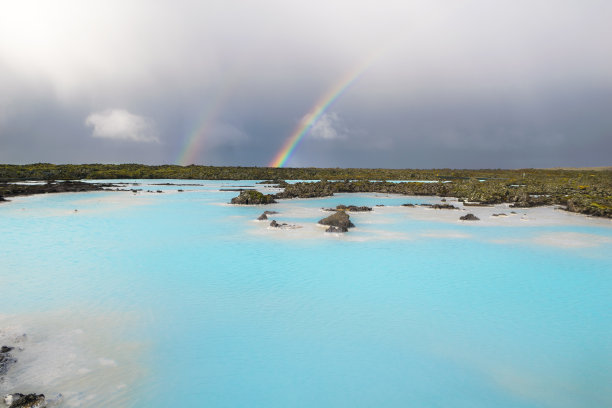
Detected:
[318,211,355,230]
[268,220,301,229]
[460,213,480,221]
[325,226,348,233]
[3,393,46,408]
[0,346,17,376]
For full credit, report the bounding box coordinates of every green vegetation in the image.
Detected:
[230,190,276,205]
[274,175,612,218]
[3,163,608,182]
[1,164,610,218]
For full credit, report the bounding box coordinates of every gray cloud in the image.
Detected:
[0,0,611,167]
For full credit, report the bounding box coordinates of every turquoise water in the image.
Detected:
[1,180,611,407]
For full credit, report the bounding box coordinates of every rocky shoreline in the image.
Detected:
[1,340,60,408]
[0,181,113,202]
[248,180,611,219]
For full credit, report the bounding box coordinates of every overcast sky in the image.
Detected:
[1,0,611,168]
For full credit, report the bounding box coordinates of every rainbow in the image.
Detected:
[176,105,220,166]
[177,78,239,166]
[268,53,380,168]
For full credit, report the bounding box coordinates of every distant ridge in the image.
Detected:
[545,166,612,171]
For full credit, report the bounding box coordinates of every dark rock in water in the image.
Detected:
[268,219,301,229]
[231,190,276,205]
[318,211,355,229]
[421,203,458,209]
[375,204,385,207]
[323,205,371,212]
[432,204,458,209]
[0,195,8,202]
[325,226,348,233]
[336,204,371,212]
[460,213,480,221]
[263,210,279,215]
[401,203,415,207]
[510,211,517,214]
[3,393,45,408]
[491,213,507,217]
[441,198,447,202]
[0,346,17,375]
[257,213,268,221]
[177,189,184,192]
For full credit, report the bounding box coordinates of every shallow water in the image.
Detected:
[1,180,611,407]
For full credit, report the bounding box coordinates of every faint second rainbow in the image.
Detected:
[177,104,222,166]
[268,52,381,168]
[177,75,241,166]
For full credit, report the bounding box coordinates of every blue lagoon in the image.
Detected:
[1,180,611,407]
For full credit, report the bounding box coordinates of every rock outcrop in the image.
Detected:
[325,226,348,233]
[230,190,276,205]
[318,211,355,230]
[3,393,45,408]
[335,205,371,212]
[460,213,480,221]
[0,181,112,199]
[323,205,371,212]
[0,346,17,376]
[421,203,458,209]
[268,220,301,229]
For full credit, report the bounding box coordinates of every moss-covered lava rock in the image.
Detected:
[230,190,276,205]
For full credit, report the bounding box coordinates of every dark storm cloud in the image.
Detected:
[0,0,611,168]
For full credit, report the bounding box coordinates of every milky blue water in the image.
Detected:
[1,180,611,408]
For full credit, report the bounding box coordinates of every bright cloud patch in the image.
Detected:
[85,109,158,143]
[309,112,346,140]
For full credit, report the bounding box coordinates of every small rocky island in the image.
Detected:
[318,211,355,233]
[230,190,276,205]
